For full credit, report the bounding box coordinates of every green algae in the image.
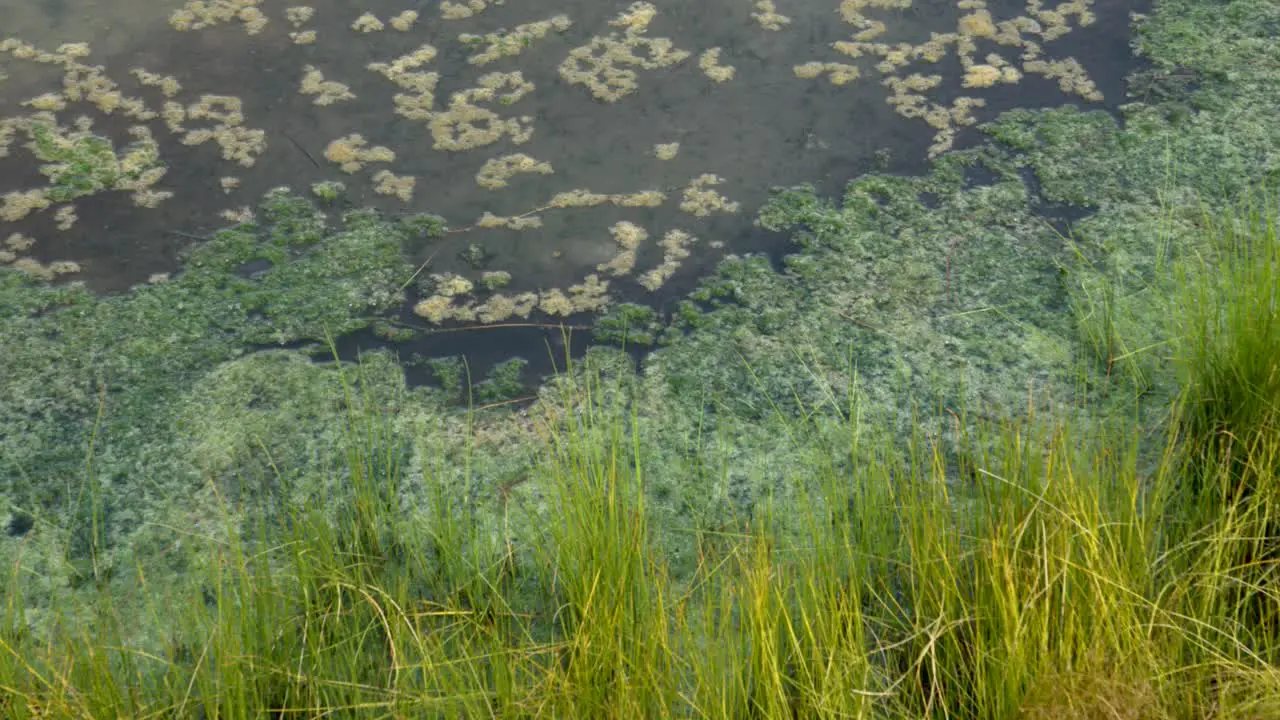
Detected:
[594,302,664,346]
[476,357,530,404]
[28,122,157,203]
[0,189,418,566]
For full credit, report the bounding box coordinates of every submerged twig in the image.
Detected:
[167,230,209,242]
[282,131,321,169]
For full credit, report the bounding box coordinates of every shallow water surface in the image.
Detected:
[1,0,1142,374]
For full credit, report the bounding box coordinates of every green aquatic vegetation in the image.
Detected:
[645,155,1080,444]
[458,242,494,269]
[30,124,130,203]
[397,211,446,239]
[480,270,511,290]
[594,302,663,347]
[0,190,415,574]
[309,179,345,203]
[476,357,530,404]
[424,355,467,402]
[371,318,416,342]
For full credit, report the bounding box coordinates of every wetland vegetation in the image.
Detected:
[2,0,1279,716]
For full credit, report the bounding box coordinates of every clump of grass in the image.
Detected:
[1173,197,1280,500]
[1162,194,1280,677]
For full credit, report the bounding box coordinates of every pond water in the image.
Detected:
[1,0,1142,380]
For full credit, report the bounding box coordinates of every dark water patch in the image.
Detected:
[1017,165,1097,236]
[4,510,34,538]
[962,162,1003,189]
[314,319,595,394]
[919,191,942,208]
[236,257,273,278]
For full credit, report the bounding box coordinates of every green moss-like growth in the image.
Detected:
[481,270,512,290]
[29,122,164,203]
[459,242,494,269]
[372,319,417,342]
[0,189,414,576]
[594,303,663,346]
[399,212,446,239]
[310,180,346,203]
[476,357,529,404]
[425,355,467,402]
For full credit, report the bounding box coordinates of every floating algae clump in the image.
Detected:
[310,180,345,202]
[461,15,573,66]
[598,221,647,276]
[351,12,384,32]
[475,153,554,190]
[180,95,268,167]
[477,292,538,323]
[299,65,355,106]
[367,45,440,120]
[220,206,254,223]
[169,0,268,34]
[963,63,1003,88]
[414,273,480,323]
[433,273,475,298]
[372,170,415,202]
[699,48,736,83]
[429,72,536,151]
[816,0,1102,155]
[548,189,611,208]
[538,276,611,316]
[53,205,77,230]
[413,295,458,323]
[653,142,680,160]
[389,10,418,31]
[610,190,666,207]
[285,6,314,26]
[0,190,52,222]
[751,0,792,30]
[5,232,36,252]
[476,212,543,230]
[481,270,512,290]
[558,2,690,103]
[12,257,81,280]
[679,174,740,216]
[1024,57,1101,101]
[564,274,611,313]
[415,273,610,324]
[637,229,695,291]
[130,68,182,97]
[793,61,860,85]
[2,118,171,211]
[21,93,66,112]
[323,134,395,173]
[440,0,501,20]
[51,59,157,120]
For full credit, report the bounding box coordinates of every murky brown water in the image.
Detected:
[1,0,1140,328]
